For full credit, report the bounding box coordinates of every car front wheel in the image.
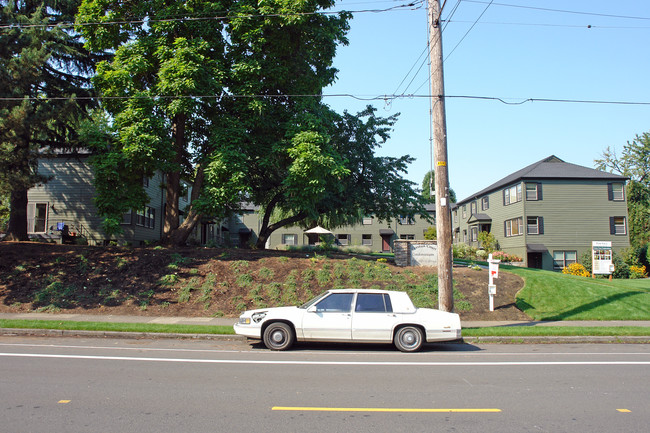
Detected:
[263,322,295,351]
[394,326,424,352]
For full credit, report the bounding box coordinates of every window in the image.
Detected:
[399,216,415,225]
[136,206,155,229]
[505,217,524,237]
[481,196,489,211]
[142,176,149,188]
[399,234,415,240]
[28,203,48,233]
[470,201,477,215]
[453,210,458,223]
[362,234,372,246]
[355,293,393,313]
[462,230,467,242]
[315,293,354,312]
[610,217,627,235]
[122,210,132,225]
[504,184,522,205]
[470,227,478,242]
[527,216,544,235]
[553,250,577,270]
[337,234,350,245]
[526,183,541,201]
[362,216,373,225]
[282,234,297,245]
[608,183,624,201]
[462,205,467,219]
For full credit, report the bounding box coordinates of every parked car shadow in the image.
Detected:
[248,340,480,353]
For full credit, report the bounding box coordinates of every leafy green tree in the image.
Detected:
[422,170,456,204]
[77,0,350,246]
[249,106,430,248]
[596,133,650,247]
[477,231,496,253]
[1,0,97,241]
[423,226,436,240]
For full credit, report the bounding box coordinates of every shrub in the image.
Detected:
[491,251,522,262]
[477,231,497,253]
[629,265,647,279]
[562,263,590,277]
[423,226,436,240]
[475,249,488,260]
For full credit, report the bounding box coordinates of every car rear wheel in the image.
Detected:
[263,322,295,351]
[394,326,424,352]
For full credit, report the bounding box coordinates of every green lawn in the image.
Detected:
[505,266,650,320]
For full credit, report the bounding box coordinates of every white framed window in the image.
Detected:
[608,183,624,201]
[399,216,415,225]
[282,234,297,245]
[453,210,458,223]
[362,216,373,225]
[553,250,577,270]
[27,203,48,233]
[337,234,350,245]
[526,183,540,201]
[470,227,478,242]
[399,234,415,240]
[481,196,489,211]
[505,217,524,237]
[462,230,467,242]
[136,206,155,229]
[470,201,477,215]
[122,210,132,225]
[527,216,543,235]
[504,184,522,205]
[362,234,372,246]
[610,217,627,235]
[462,205,467,219]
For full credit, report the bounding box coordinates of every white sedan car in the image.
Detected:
[234,289,462,352]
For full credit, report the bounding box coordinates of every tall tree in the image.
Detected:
[421,170,456,204]
[596,133,650,247]
[0,0,97,241]
[77,0,232,245]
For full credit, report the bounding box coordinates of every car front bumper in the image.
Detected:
[233,323,262,339]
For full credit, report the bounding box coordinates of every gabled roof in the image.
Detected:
[457,155,628,205]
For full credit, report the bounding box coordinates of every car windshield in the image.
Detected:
[299,291,329,309]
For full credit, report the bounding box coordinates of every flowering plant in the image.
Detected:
[491,251,523,262]
[562,263,590,277]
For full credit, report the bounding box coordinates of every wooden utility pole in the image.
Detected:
[428,0,454,312]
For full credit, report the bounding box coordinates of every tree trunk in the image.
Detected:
[161,113,186,244]
[4,188,29,241]
[167,163,206,246]
[255,195,308,248]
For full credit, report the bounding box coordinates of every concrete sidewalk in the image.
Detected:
[2,312,650,328]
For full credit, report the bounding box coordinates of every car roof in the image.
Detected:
[327,288,392,294]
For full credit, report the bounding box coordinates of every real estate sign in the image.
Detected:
[592,241,613,275]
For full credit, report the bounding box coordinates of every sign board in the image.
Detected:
[592,241,613,275]
[488,285,496,295]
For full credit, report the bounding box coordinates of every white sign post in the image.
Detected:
[592,241,613,278]
[487,253,501,312]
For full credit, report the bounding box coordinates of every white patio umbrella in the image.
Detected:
[304,226,333,235]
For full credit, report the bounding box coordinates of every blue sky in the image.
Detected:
[324,0,650,201]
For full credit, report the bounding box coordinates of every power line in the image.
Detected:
[3,92,650,106]
[0,2,423,30]
[462,0,650,21]
[444,0,493,61]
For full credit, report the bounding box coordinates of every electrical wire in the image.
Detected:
[462,0,650,21]
[444,0,493,61]
[2,92,650,106]
[0,1,423,30]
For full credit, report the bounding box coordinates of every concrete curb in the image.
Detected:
[2,328,649,344]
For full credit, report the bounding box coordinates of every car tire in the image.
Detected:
[394,326,424,352]
[263,322,295,351]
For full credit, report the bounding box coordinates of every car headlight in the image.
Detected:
[252,312,267,323]
[238,317,251,325]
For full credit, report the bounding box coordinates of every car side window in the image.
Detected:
[355,293,393,313]
[315,293,354,312]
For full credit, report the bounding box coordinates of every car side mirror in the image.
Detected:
[307,305,317,313]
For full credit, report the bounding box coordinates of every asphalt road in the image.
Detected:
[1,336,648,433]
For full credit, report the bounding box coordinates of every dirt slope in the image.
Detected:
[0,242,530,321]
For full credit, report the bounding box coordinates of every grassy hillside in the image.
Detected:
[509,266,650,320]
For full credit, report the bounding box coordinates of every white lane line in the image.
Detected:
[2,353,650,366]
[1,343,649,357]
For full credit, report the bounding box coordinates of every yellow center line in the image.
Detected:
[272,407,501,413]
[617,409,631,413]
